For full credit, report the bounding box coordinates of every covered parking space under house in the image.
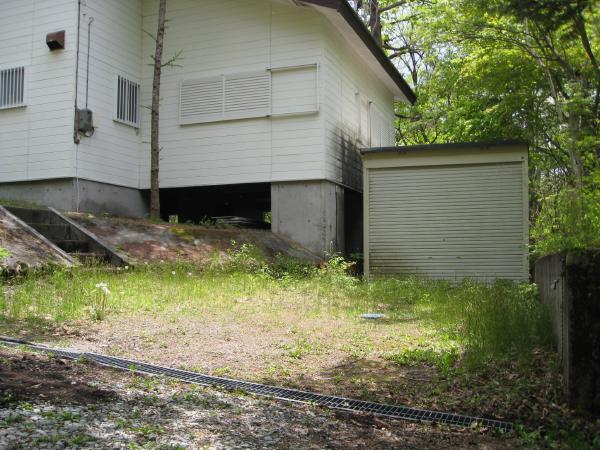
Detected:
[361,142,529,281]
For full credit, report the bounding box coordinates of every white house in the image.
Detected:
[0,0,415,255]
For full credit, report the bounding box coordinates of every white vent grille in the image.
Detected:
[180,76,224,124]
[180,71,271,125]
[224,72,270,118]
[0,66,26,110]
[114,75,140,128]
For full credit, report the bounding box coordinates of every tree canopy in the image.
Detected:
[351,0,600,256]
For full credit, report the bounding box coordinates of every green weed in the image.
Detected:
[0,252,552,368]
[385,347,460,375]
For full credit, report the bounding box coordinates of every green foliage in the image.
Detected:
[427,280,553,364]
[214,240,267,273]
[531,187,600,257]
[388,0,599,256]
[0,246,9,260]
[385,347,460,376]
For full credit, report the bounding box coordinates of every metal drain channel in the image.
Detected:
[1,338,513,432]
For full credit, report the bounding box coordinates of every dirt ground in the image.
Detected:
[57,316,550,421]
[66,213,319,264]
[0,346,521,449]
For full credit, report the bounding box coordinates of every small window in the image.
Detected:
[113,75,140,128]
[0,66,26,110]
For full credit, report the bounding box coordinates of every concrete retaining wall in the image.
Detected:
[0,178,148,218]
[271,180,345,255]
[535,250,600,416]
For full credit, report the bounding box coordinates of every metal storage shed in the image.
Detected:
[362,142,529,281]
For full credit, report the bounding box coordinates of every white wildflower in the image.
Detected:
[95,282,111,295]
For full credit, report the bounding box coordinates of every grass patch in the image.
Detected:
[5,245,591,447]
[0,247,552,366]
[0,198,42,209]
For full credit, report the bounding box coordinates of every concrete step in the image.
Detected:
[27,223,73,241]
[71,252,107,265]
[4,207,63,225]
[3,204,127,267]
[55,239,89,253]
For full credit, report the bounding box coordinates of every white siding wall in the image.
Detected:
[0,0,76,182]
[321,22,395,192]
[75,0,142,188]
[139,0,326,189]
[0,0,399,192]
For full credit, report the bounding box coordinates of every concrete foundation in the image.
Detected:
[2,178,362,256]
[0,178,148,218]
[271,180,345,256]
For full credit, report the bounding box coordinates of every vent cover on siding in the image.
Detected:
[0,66,26,109]
[114,75,140,128]
[180,71,270,125]
[224,72,270,118]
[180,76,224,124]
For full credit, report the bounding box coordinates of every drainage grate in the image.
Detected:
[0,338,513,432]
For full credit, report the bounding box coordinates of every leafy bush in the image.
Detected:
[207,241,266,273]
[265,253,315,280]
[316,253,357,290]
[531,187,600,258]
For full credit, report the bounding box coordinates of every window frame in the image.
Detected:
[113,74,141,128]
[0,65,27,110]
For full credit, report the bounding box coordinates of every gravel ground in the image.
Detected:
[0,347,519,449]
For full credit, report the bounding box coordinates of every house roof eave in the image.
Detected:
[299,0,416,105]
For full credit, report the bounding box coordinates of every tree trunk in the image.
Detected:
[568,110,584,189]
[368,0,382,46]
[150,0,167,220]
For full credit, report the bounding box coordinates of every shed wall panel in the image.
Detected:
[366,158,528,281]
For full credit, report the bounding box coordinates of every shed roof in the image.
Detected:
[300,0,416,104]
[361,140,528,155]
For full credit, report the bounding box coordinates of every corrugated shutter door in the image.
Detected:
[368,162,525,281]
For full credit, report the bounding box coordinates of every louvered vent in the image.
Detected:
[224,72,270,119]
[180,71,271,125]
[114,75,140,128]
[180,76,224,124]
[0,66,26,110]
